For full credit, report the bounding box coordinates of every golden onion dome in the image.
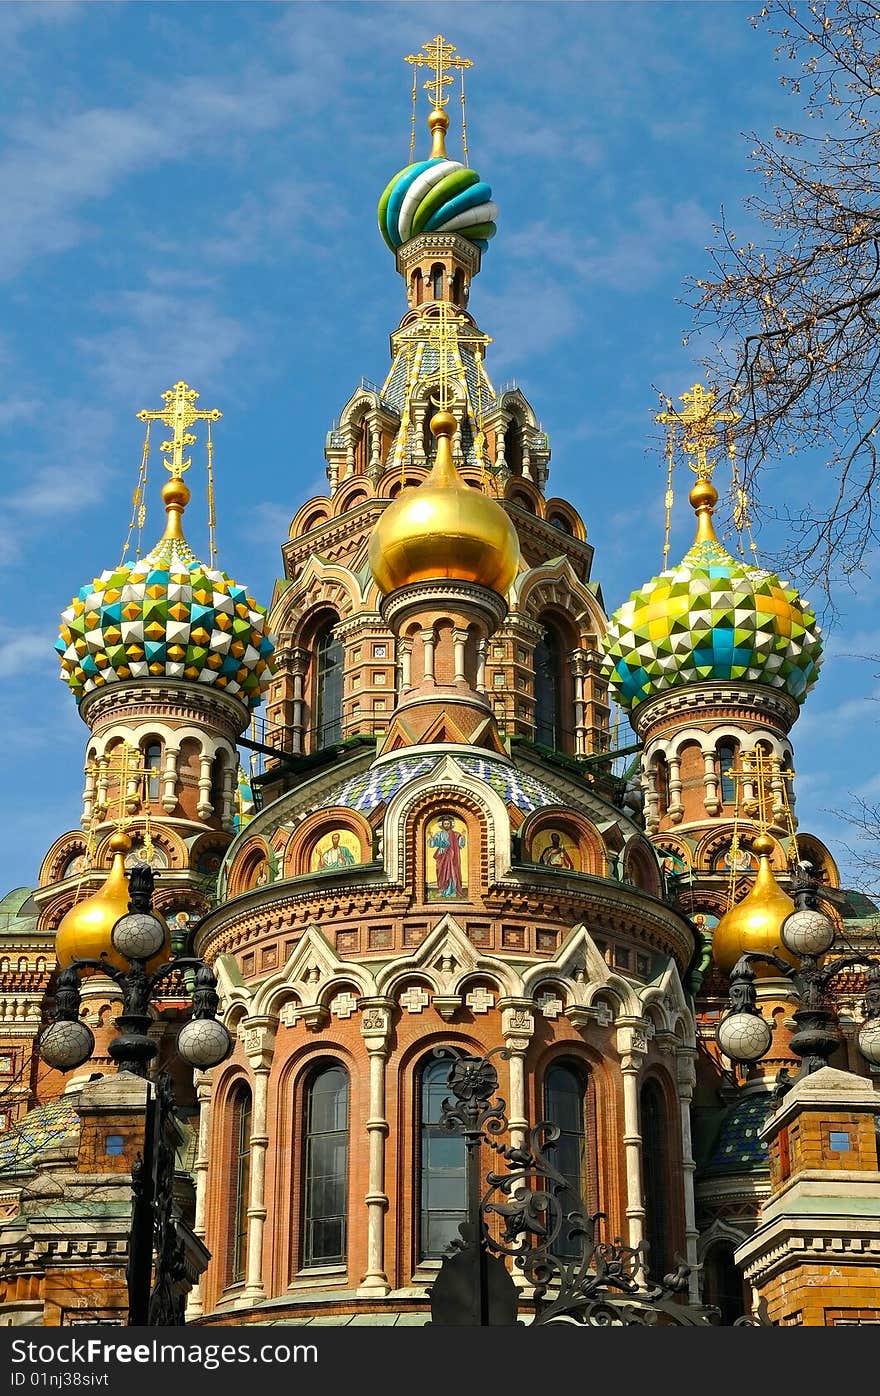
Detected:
[55,831,171,975]
[368,409,520,596]
[711,834,797,977]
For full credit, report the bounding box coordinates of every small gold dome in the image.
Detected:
[56,835,171,975]
[712,839,797,976]
[369,410,520,596]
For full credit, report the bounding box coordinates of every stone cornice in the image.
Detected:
[379,580,508,630]
[79,679,249,738]
[634,683,799,740]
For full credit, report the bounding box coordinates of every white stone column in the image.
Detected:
[220,763,236,831]
[501,1003,535,1150]
[185,1070,214,1320]
[642,756,660,835]
[452,628,468,683]
[570,650,587,756]
[413,405,427,464]
[398,638,413,693]
[241,1017,276,1305]
[291,648,309,756]
[162,746,179,814]
[369,419,382,476]
[676,1048,701,1301]
[702,747,720,817]
[476,637,488,694]
[420,628,436,683]
[617,1023,647,1256]
[358,999,394,1296]
[95,755,109,818]
[81,761,96,829]
[197,753,213,821]
[666,754,683,823]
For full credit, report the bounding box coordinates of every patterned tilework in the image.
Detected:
[56,533,274,710]
[0,1095,79,1173]
[703,1091,772,1175]
[603,537,822,711]
[318,753,564,814]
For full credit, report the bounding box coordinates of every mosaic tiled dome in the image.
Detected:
[320,752,565,816]
[378,156,498,253]
[603,519,822,713]
[56,482,273,710]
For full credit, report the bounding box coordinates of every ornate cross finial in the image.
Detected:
[137,381,222,479]
[404,33,473,111]
[655,383,739,480]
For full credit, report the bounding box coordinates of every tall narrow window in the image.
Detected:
[655,755,670,816]
[315,623,344,750]
[702,1241,746,1325]
[534,629,562,748]
[544,1062,591,1258]
[431,264,444,300]
[717,741,737,804]
[210,753,225,816]
[419,1056,467,1260]
[230,1086,252,1285]
[144,741,162,802]
[641,1079,673,1279]
[302,1064,349,1268]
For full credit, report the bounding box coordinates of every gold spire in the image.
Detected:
[656,384,740,548]
[55,830,171,974]
[405,34,473,160]
[137,381,222,480]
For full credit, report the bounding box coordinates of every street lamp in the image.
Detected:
[716,865,880,1076]
[37,863,232,1077]
[36,862,230,1327]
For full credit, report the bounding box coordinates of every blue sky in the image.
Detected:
[1,0,877,895]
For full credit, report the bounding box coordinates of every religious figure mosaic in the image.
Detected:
[426,814,467,901]
[532,829,577,871]
[311,829,360,872]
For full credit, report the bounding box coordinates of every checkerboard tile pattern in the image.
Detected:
[320,752,565,814]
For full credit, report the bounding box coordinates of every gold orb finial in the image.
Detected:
[55,843,171,975]
[368,410,520,596]
[688,476,719,544]
[712,838,797,976]
[160,476,191,542]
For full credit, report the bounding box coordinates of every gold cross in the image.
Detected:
[405,34,473,111]
[655,383,739,479]
[137,381,222,478]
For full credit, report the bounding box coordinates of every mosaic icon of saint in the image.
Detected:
[428,816,466,898]
[538,831,574,870]
[319,832,356,869]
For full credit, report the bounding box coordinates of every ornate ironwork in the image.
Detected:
[429,1049,724,1326]
[128,1072,188,1326]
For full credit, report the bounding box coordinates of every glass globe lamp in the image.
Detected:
[716,1010,772,1063]
[38,1018,95,1071]
[781,907,835,958]
[177,1017,232,1069]
[857,1017,880,1065]
[111,911,167,962]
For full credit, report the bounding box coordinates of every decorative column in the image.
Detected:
[666,753,683,823]
[398,637,413,693]
[500,1002,535,1150]
[357,998,394,1296]
[617,1022,647,1255]
[161,746,179,814]
[570,650,587,756]
[185,1070,215,1320]
[413,404,428,464]
[81,761,96,829]
[220,763,236,831]
[419,627,436,683]
[290,647,309,756]
[95,754,109,818]
[676,1048,701,1301]
[197,753,213,821]
[452,627,468,683]
[476,637,488,694]
[642,757,660,835]
[241,1016,277,1305]
[368,419,382,478]
[702,747,720,817]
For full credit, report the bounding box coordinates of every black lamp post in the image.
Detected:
[716,866,880,1078]
[35,863,231,1326]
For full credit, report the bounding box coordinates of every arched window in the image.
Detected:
[144,741,162,802]
[314,622,344,750]
[419,1055,467,1260]
[534,628,562,749]
[230,1085,252,1285]
[654,755,670,816]
[544,1061,594,1258]
[548,513,572,534]
[640,1079,674,1279]
[431,264,444,300]
[302,1064,349,1268]
[702,1240,747,1324]
[717,741,737,804]
[210,752,225,816]
[504,421,523,474]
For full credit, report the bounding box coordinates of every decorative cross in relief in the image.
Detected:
[399,985,430,1014]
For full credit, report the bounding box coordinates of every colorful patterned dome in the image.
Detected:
[56,479,274,710]
[603,482,822,712]
[378,155,498,253]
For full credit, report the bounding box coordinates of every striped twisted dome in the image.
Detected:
[378,157,498,252]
